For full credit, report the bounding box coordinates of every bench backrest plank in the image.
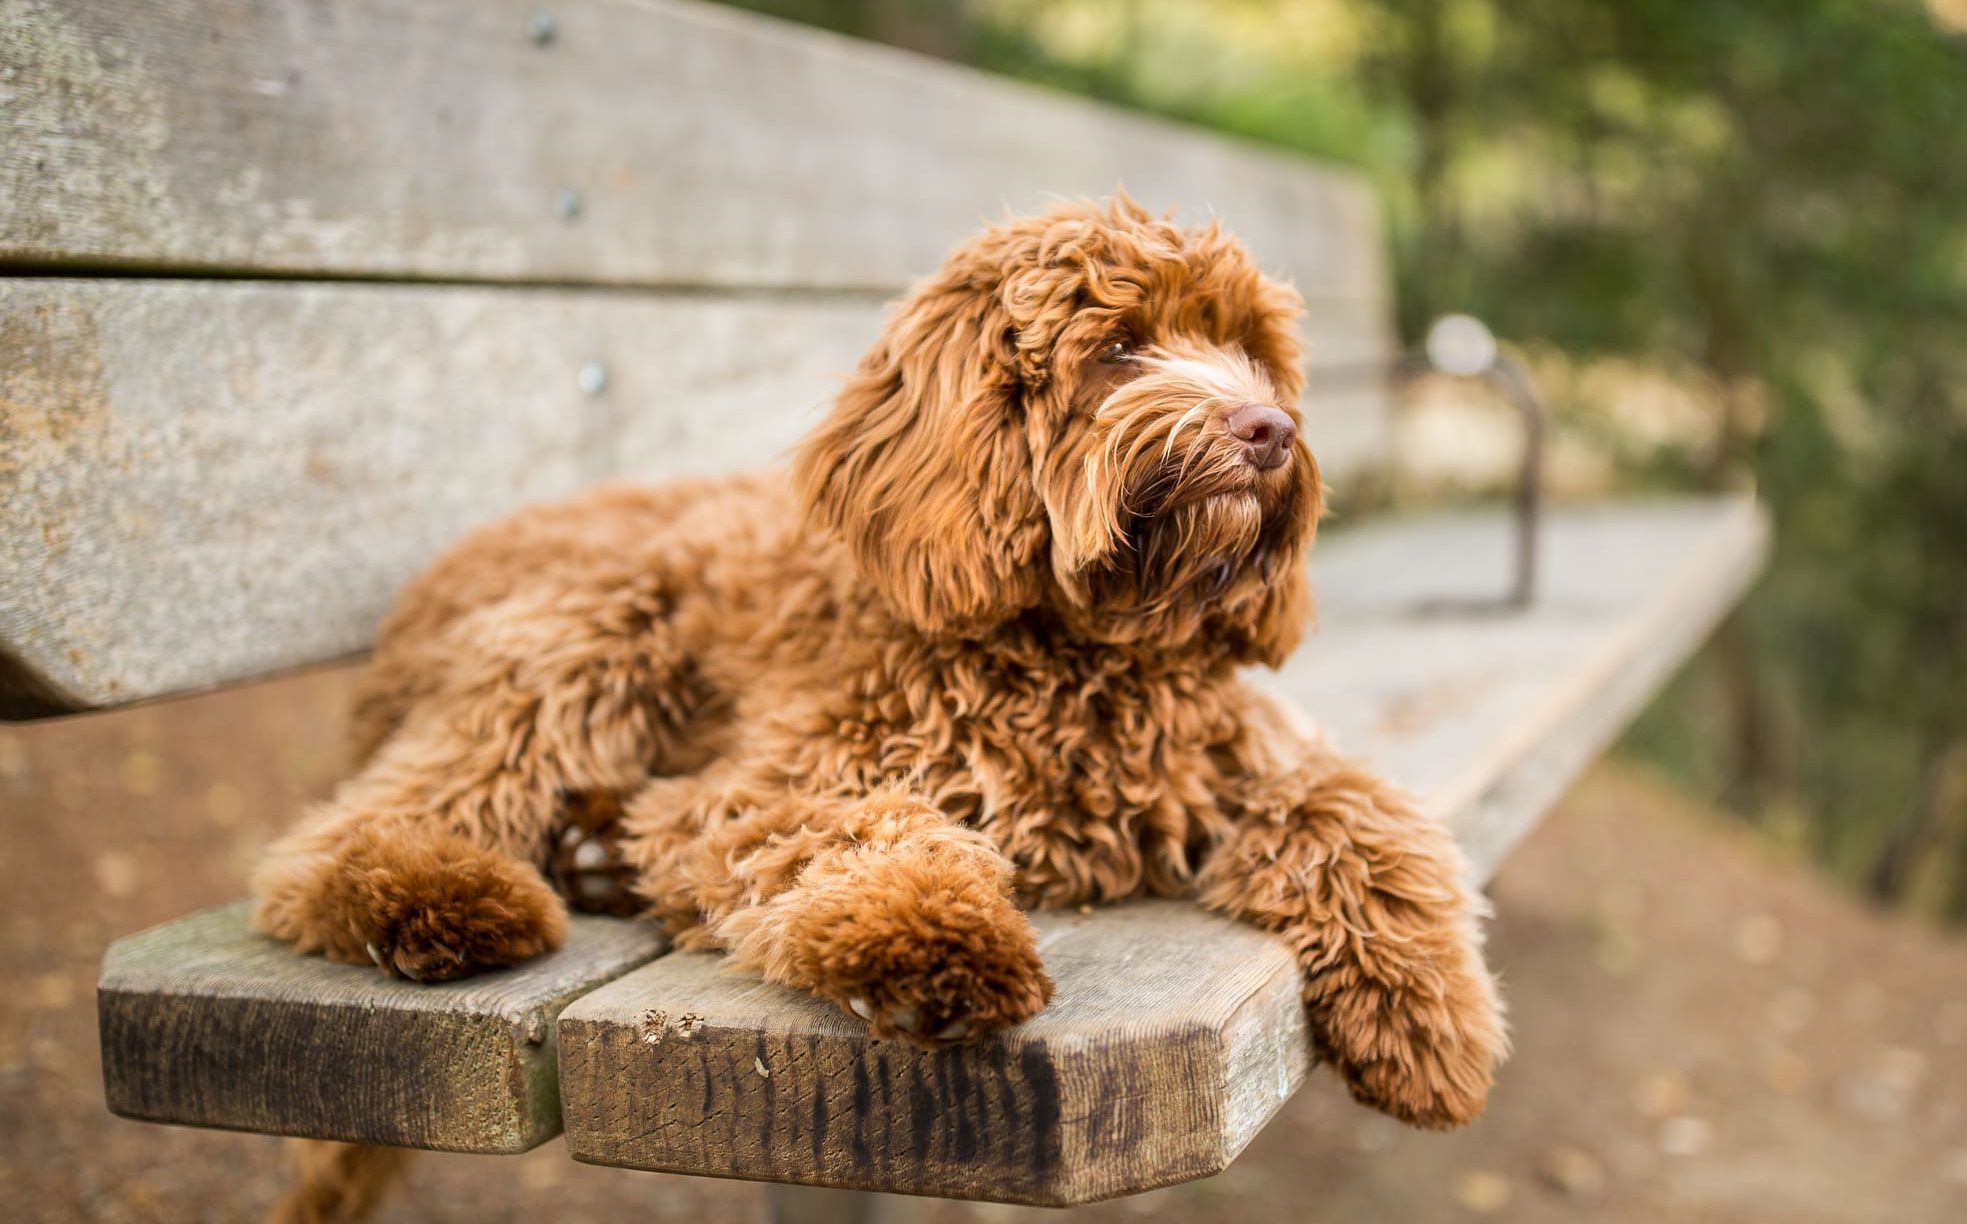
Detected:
[1,0,1395,716]
[0,281,879,711]
[1266,497,1769,877]
[2,0,1384,299]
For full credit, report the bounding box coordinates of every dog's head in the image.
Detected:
[796,194,1321,664]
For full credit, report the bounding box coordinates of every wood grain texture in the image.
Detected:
[555,496,1767,1201]
[0,0,1386,304]
[558,902,1308,1205]
[0,278,1388,717]
[1274,495,1770,877]
[97,902,667,1151]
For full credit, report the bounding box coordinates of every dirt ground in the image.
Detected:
[3,667,1964,1223]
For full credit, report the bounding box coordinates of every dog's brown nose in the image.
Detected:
[1225,403,1296,471]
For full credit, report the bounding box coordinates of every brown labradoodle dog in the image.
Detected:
[253,195,1506,1134]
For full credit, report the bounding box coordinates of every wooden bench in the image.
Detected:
[3,0,1767,1211]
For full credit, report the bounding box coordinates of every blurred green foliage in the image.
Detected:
[722,0,1967,921]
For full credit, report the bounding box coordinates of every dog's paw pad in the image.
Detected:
[846,993,979,1044]
[547,791,644,918]
[819,913,1051,1047]
[365,936,473,984]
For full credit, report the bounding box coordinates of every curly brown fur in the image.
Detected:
[266,1141,411,1224]
[253,197,1507,1207]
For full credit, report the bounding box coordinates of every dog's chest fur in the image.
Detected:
[428,474,1272,911]
[767,614,1251,908]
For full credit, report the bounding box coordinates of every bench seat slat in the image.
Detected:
[97,904,668,1152]
[92,500,1763,1175]
[1275,495,1769,877]
[92,497,1762,1178]
[560,904,1306,1206]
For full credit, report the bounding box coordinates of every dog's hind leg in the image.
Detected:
[620,777,1054,1042]
[263,1140,411,1224]
[253,572,710,981]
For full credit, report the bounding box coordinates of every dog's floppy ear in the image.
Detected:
[795,269,1048,636]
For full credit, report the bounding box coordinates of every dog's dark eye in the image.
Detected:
[1098,340,1132,364]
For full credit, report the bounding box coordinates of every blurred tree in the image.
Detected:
[1347,1,1967,916]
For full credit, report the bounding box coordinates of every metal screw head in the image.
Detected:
[578,361,608,396]
[527,11,556,47]
[554,188,583,221]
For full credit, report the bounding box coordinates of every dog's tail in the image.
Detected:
[265,1140,414,1224]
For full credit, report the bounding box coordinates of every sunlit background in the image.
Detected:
[4,2,1964,1221]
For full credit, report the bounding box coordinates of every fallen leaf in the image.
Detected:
[1657,1116,1714,1157]
[1937,1001,1967,1046]
[32,971,72,1010]
[1538,1145,1605,1197]
[204,782,246,827]
[121,751,161,796]
[1758,1049,1809,1095]
[94,851,139,898]
[1843,981,1885,1025]
[1944,1149,1967,1187]
[1634,1070,1690,1119]
[1770,988,1817,1035]
[0,734,27,780]
[1453,1170,1511,1214]
[1875,1046,1928,1093]
[1732,914,1783,965]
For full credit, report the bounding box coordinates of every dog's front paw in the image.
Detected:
[346,832,569,982]
[547,790,644,918]
[1316,951,1507,1129]
[832,919,1051,1045]
[255,822,567,982]
[767,851,1054,1045]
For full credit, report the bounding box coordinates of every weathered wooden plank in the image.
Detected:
[556,497,1769,1203]
[558,903,1308,1205]
[1275,496,1770,877]
[0,278,1388,717]
[0,0,1386,303]
[97,902,667,1151]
